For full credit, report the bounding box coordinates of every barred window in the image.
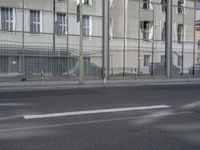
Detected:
[142,0,150,9]
[177,24,184,42]
[140,21,153,41]
[142,0,153,10]
[30,10,42,33]
[177,0,184,14]
[83,0,92,5]
[1,7,14,31]
[83,15,91,37]
[161,0,166,12]
[56,13,67,35]
[161,22,166,41]
[109,18,113,40]
[144,55,150,67]
[161,55,165,65]
[177,55,183,66]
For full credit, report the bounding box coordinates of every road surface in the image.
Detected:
[0,84,200,150]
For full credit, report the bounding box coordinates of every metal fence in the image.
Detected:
[0,0,103,81]
[109,0,198,79]
[0,0,199,81]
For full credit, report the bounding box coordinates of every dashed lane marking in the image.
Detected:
[23,105,171,120]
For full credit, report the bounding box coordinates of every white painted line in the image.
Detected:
[0,103,31,106]
[3,111,192,134]
[23,105,171,120]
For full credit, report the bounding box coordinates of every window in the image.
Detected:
[144,55,150,67]
[161,22,166,41]
[109,18,113,40]
[161,55,165,65]
[161,0,166,12]
[198,40,200,50]
[142,0,153,10]
[83,15,91,37]
[83,0,92,5]
[56,13,67,35]
[140,21,153,41]
[177,24,184,42]
[1,7,15,31]
[30,10,42,33]
[177,55,183,66]
[177,0,184,14]
[142,0,149,9]
[110,0,114,8]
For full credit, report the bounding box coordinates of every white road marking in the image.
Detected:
[1,111,192,134]
[0,103,31,106]
[23,105,171,120]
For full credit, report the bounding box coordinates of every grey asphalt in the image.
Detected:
[0,84,200,150]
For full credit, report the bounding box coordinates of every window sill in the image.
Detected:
[29,33,44,36]
[177,12,184,15]
[0,30,16,35]
[56,34,67,37]
[83,4,94,7]
[56,0,65,3]
[141,8,153,11]
[177,41,183,44]
[83,36,92,40]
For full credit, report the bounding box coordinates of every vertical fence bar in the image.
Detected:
[53,0,56,77]
[103,0,110,79]
[123,0,126,76]
[53,0,56,53]
[193,1,196,77]
[182,8,184,76]
[166,0,172,78]
[151,2,155,77]
[22,0,26,81]
[79,0,84,84]
[138,1,141,77]
[67,0,69,75]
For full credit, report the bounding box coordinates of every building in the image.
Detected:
[0,0,198,80]
[109,0,196,76]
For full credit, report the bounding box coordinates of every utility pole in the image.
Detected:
[166,0,172,78]
[79,0,84,84]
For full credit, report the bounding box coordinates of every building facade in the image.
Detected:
[0,0,199,80]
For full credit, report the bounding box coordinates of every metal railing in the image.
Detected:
[0,0,199,82]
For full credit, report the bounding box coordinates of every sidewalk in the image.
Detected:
[0,77,200,92]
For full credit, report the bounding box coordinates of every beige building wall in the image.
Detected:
[109,0,195,74]
[0,0,197,76]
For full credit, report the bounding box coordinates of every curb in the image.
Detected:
[0,79,200,92]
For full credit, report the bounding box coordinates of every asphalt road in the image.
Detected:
[0,84,200,150]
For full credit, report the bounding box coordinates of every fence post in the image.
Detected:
[103,0,110,79]
[166,0,172,79]
[21,0,26,81]
[193,3,196,77]
[79,0,84,85]
[138,2,141,77]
